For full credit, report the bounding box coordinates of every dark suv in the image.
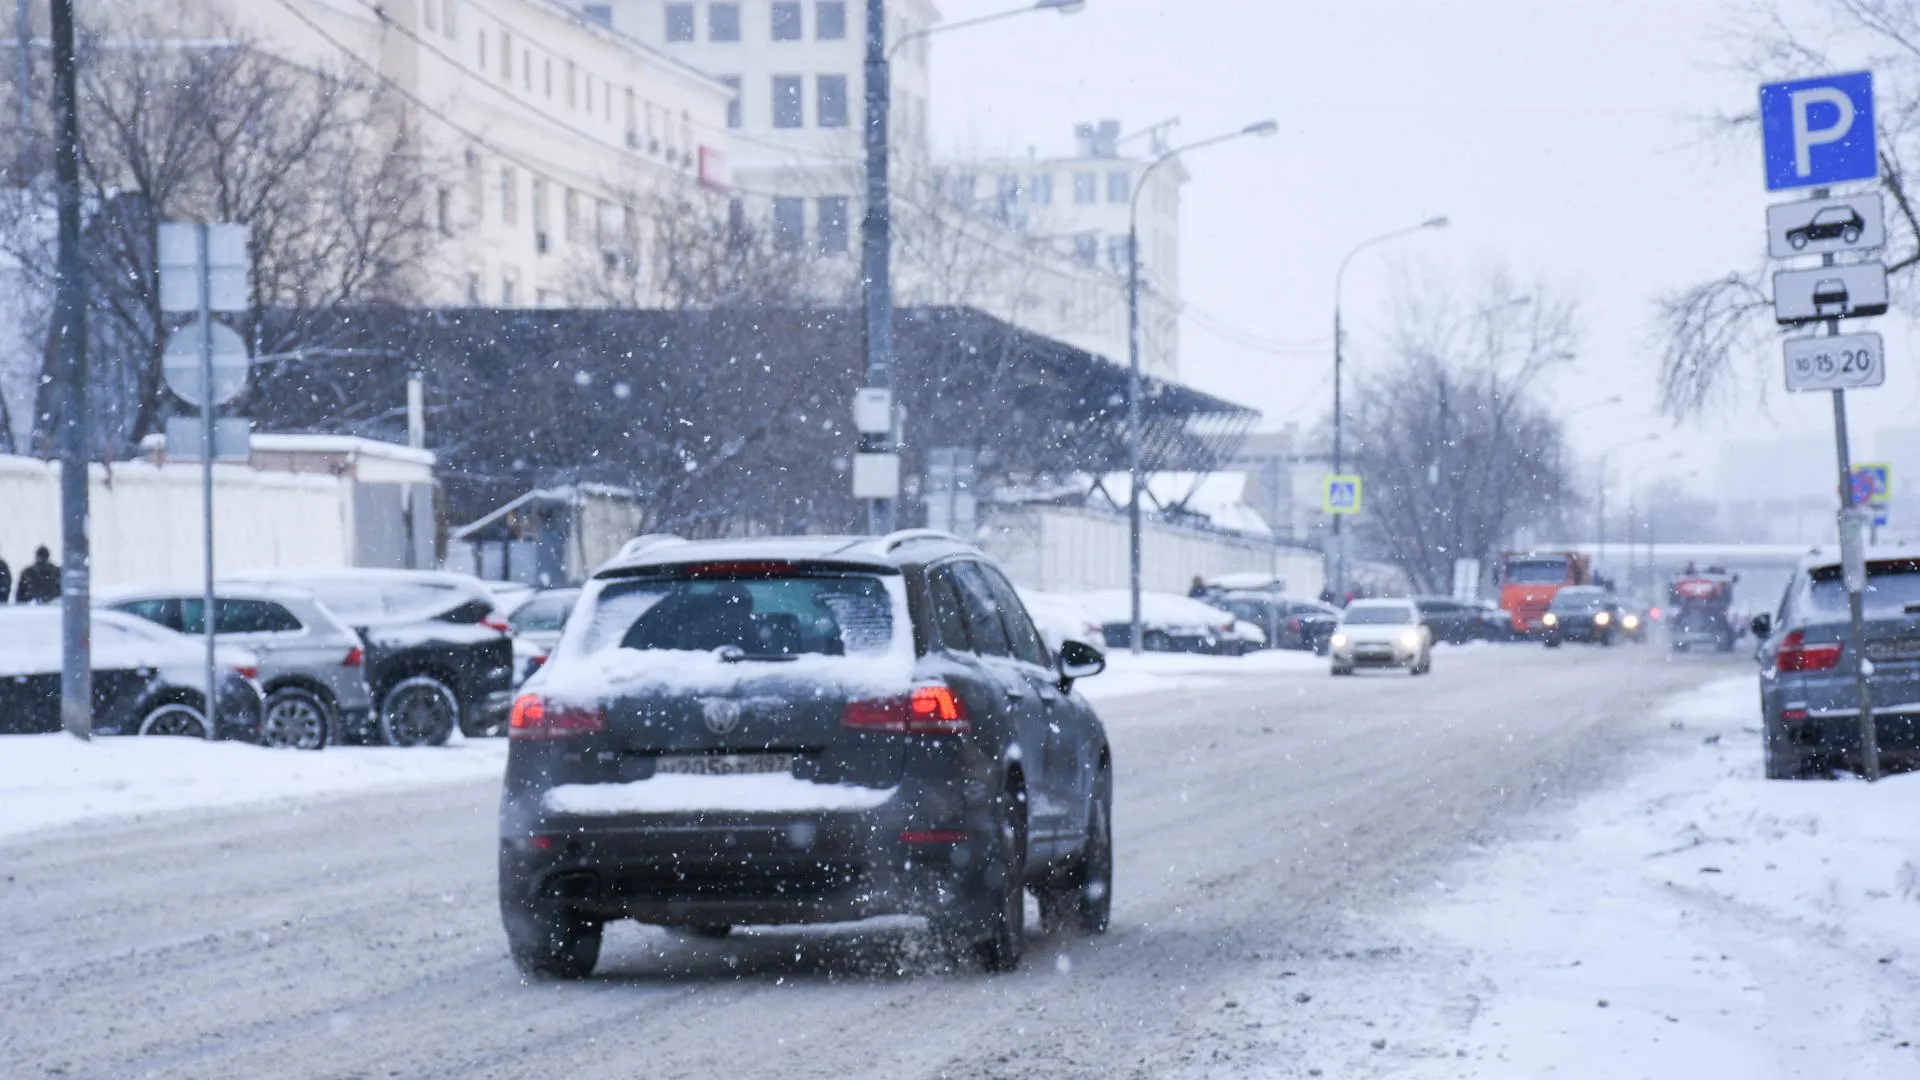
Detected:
[499,532,1113,978]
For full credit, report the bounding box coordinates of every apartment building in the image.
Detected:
[182,0,736,307]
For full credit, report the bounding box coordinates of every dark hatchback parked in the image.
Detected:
[500,532,1112,979]
[1755,554,1920,778]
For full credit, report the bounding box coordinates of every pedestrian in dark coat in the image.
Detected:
[15,546,60,604]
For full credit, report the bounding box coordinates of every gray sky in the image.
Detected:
[927,0,1920,504]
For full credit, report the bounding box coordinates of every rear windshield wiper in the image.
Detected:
[714,645,800,663]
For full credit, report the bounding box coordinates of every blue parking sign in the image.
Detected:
[1760,71,1876,190]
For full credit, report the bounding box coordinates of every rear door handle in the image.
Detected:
[1004,686,1026,701]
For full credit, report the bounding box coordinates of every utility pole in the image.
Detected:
[14,0,29,169]
[50,0,89,740]
[857,0,896,535]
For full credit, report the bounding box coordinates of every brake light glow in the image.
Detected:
[341,647,364,668]
[1781,708,1809,722]
[482,614,511,634]
[1776,630,1842,673]
[679,561,797,577]
[234,666,259,681]
[842,685,970,735]
[509,695,608,739]
[900,829,971,844]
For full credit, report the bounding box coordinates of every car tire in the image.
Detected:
[503,899,602,980]
[1330,664,1354,676]
[1790,232,1808,250]
[139,701,210,738]
[938,780,1027,972]
[1143,630,1172,653]
[1763,715,1812,781]
[1039,766,1113,936]
[380,676,458,747]
[1544,637,1562,649]
[1843,227,1861,243]
[260,687,331,751]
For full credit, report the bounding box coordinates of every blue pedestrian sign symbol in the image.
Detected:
[1323,475,1363,516]
[1760,71,1877,191]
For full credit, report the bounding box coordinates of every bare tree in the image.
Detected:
[0,4,439,457]
[1656,0,1920,417]
[1347,269,1583,592]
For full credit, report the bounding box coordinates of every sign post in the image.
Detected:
[1761,69,1881,779]
[158,222,250,741]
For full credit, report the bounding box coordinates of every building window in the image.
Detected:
[567,62,577,107]
[720,75,742,128]
[423,0,438,32]
[1073,171,1097,204]
[501,32,512,79]
[1073,233,1097,266]
[1107,170,1130,203]
[816,0,846,39]
[1107,234,1132,271]
[435,187,453,234]
[816,74,848,128]
[565,189,582,242]
[773,196,805,251]
[666,3,695,41]
[476,29,486,68]
[501,273,517,306]
[467,271,482,304]
[771,75,803,128]
[583,3,613,25]
[532,178,549,251]
[1030,173,1053,206]
[523,49,532,90]
[441,0,456,38]
[817,196,849,254]
[544,58,553,98]
[709,2,740,41]
[772,2,802,41]
[500,166,518,225]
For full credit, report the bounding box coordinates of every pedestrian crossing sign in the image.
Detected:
[1323,475,1363,515]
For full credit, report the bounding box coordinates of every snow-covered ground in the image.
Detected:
[1233,673,1920,1077]
[0,644,1330,840]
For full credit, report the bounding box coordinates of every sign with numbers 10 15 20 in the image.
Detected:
[1784,332,1885,393]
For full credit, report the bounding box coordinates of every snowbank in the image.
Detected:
[0,735,508,840]
[1075,647,1327,703]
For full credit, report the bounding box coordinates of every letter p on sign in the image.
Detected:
[1761,71,1877,191]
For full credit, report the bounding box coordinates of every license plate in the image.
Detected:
[654,754,795,777]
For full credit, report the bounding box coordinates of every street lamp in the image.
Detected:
[1595,433,1659,572]
[1125,119,1277,653]
[1329,215,1448,599]
[858,0,1087,535]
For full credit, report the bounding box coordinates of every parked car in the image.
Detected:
[1542,587,1625,647]
[1016,588,1106,654]
[1329,598,1432,675]
[1471,600,1517,642]
[1413,596,1483,645]
[0,607,262,739]
[1754,551,1920,778]
[225,568,515,745]
[1214,593,1339,653]
[101,584,373,750]
[502,586,582,685]
[500,532,1113,978]
[1076,590,1265,654]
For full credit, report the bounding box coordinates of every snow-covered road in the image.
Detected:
[0,644,1756,1078]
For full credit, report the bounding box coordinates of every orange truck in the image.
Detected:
[1499,551,1593,636]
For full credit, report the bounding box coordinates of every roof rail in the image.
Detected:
[871,528,965,556]
[614,534,688,561]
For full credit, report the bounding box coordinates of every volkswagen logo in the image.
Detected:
[701,698,744,735]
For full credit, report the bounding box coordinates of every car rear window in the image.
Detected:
[576,572,897,658]
[509,592,578,634]
[1806,561,1920,617]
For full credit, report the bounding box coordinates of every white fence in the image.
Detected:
[977,504,1325,597]
[0,455,352,589]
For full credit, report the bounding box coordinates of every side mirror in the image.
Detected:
[1058,639,1106,689]
[1750,613,1772,638]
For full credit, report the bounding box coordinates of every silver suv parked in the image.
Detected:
[102,585,373,750]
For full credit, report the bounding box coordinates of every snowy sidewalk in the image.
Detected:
[1284,674,1920,1078]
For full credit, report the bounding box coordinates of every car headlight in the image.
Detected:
[1330,633,1348,649]
[1399,629,1420,649]
[1623,614,1640,630]
[1542,613,1558,626]
[1594,611,1611,626]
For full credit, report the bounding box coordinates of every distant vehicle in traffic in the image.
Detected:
[225,569,515,745]
[1542,587,1625,647]
[1078,590,1265,654]
[1470,599,1517,642]
[1754,552,1920,778]
[102,585,374,750]
[1786,205,1865,249]
[1667,568,1738,652]
[1329,599,1432,675]
[1499,551,1594,637]
[0,607,262,739]
[500,532,1113,978]
[1213,593,1339,653]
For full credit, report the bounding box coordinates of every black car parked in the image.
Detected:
[1414,597,1483,644]
[1215,593,1340,653]
[0,607,262,738]
[227,569,516,745]
[500,531,1112,978]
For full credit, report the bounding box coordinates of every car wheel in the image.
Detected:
[1791,232,1808,249]
[1039,766,1113,936]
[502,898,602,980]
[1143,630,1172,653]
[380,676,458,747]
[1843,227,1861,243]
[1330,664,1354,676]
[139,702,209,738]
[260,688,331,751]
[1544,637,1562,649]
[1763,717,1812,780]
[938,779,1027,972]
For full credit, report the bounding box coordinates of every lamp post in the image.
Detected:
[1330,216,1448,600]
[1595,433,1659,574]
[1125,119,1277,653]
[859,0,1084,535]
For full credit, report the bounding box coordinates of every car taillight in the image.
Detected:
[530,652,549,671]
[234,666,259,681]
[341,647,364,668]
[509,694,607,739]
[482,614,511,634]
[1776,630,1842,672]
[842,685,970,735]
[1648,607,1663,620]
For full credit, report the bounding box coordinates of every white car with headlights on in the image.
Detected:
[1329,599,1432,676]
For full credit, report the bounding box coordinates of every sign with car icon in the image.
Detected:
[1772,263,1889,324]
[1766,193,1884,258]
